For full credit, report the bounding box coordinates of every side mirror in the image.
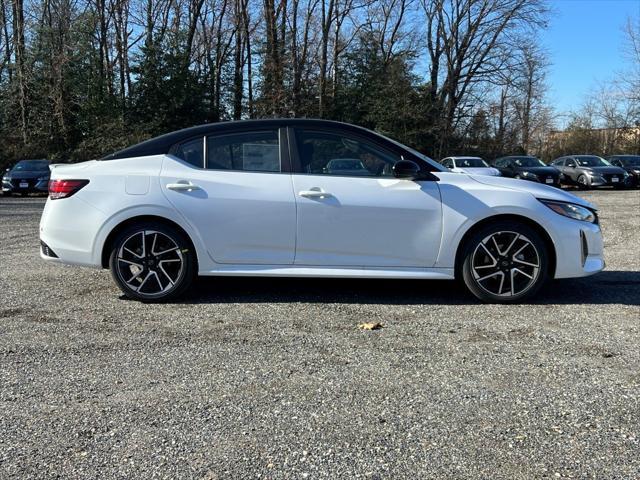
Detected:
[392,160,421,179]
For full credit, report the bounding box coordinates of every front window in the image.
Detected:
[512,157,546,167]
[456,158,489,168]
[296,130,399,177]
[576,156,610,167]
[12,160,49,171]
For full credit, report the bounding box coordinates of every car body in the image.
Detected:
[440,156,500,176]
[2,159,51,195]
[492,156,561,186]
[39,119,604,303]
[606,155,640,188]
[550,155,628,189]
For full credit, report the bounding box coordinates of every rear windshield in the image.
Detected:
[13,160,50,171]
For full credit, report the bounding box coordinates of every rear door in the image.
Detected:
[161,127,297,265]
[290,127,442,268]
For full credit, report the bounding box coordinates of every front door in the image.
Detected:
[291,128,442,268]
[161,128,296,265]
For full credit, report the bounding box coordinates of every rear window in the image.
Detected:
[174,137,205,168]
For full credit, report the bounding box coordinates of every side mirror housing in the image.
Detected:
[392,160,421,179]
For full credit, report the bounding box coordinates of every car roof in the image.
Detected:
[102,119,381,161]
[448,156,484,160]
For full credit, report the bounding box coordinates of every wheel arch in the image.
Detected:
[101,215,199,269]
[454,214,557,279]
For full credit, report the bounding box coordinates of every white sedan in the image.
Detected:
[39,119,604,303]
[440,156,501,176]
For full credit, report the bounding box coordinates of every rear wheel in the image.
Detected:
[460,222,550,303]
[109,222,196,302]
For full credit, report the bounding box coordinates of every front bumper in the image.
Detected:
[2,178,49,193]
[553,219,604,279]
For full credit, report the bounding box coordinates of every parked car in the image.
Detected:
[39,119,604,304]
[492,156,561,186]
[2,159,51,196]
[606,155,640,188]
[550,155,628,189]
[440,156,500,176]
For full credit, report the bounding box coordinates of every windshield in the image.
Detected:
[576,156,610,167]
[619,156,640,167]
[12,160,49,171]
[512,157,546,167]
[457,158,489,168]
[327,159,366,170]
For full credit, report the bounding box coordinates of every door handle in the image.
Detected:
[299,188,331,199]
[167,181,201,192]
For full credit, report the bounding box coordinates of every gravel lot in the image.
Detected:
[1,189,639,479]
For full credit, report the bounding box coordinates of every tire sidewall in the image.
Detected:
[461,222,550,303]
[109,222,196,302]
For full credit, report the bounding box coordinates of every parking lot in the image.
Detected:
[0,190,638,478]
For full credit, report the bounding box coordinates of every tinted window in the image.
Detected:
[12,160,50,171]
[494,159,507,168]
[442,159,453,168]
[552,158,565,166]
[619,156,640,167]
[566,158,576,167]
[296,130,399,177]
[175,137,205,168]
[206,131,280,172]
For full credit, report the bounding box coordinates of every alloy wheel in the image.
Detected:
[471,231,540,297]
[115,230,185,297]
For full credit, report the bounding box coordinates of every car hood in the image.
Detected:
[468,174,595,209]
[512,166,559,175]
[458,167,500,176]
[580,166,626,175]
[6,170,50,179]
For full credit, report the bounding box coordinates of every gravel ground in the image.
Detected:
[1,189,639,479]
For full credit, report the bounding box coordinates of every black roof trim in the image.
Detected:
[100,119,381,160]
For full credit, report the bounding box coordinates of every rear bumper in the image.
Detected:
[39,195,107,268]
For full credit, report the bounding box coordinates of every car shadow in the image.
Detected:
[182,270,640,306]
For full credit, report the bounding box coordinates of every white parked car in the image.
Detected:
[441,156,501,176]
[40,120,604,303]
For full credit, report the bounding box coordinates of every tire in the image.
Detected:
[460,221,550,303]
[577,174,590,190]
[109,222,196,302]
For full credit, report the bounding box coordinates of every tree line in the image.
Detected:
[0,0,637,170]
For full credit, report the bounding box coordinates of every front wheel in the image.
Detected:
[460,222,550,303]
[577,174,590,190]
[109,222,196,302]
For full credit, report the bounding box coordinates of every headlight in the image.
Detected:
[522,171,538,180]
[539,199,597,223]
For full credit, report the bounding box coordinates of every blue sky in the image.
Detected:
[544,0,639,118]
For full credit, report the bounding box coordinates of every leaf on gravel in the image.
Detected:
[358,322,384,331]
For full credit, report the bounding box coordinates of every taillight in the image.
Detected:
[48,179,89,199]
